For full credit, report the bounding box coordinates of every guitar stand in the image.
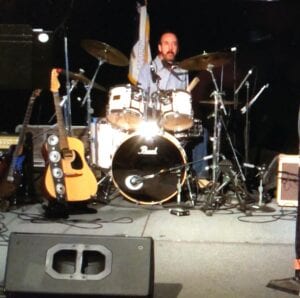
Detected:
[43,200,97,219]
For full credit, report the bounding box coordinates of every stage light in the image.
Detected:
[137,121,160,139]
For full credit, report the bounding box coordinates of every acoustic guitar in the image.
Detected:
[43,68,97,201]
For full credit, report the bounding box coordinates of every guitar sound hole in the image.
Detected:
[71,150,83,170]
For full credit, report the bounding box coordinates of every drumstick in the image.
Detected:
[186,77,200,93]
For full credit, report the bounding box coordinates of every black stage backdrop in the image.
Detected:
[0,0,299,165]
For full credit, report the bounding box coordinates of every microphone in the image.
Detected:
[130,175,142,185]
[234,68,253,95]
[243,163,265,171]
[150,64,160,83]
[243,163,255,169]
[125,175,143,191]
[241,83,269,114]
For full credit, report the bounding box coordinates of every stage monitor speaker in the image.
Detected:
[276,154,299,207]
[4,233,154,298]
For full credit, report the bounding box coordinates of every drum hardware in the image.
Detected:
[95,173,114,204]
[199,100,235,105]
[60,69,106,92]
[200,65,250,215]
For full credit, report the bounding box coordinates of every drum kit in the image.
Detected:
[69,39,250,213]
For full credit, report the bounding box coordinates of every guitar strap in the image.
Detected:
[46,134,67,203]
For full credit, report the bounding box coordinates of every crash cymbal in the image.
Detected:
[179,51,232,71]
[60,69,106,92]
[199,100,234,105]
[81,39,129,66]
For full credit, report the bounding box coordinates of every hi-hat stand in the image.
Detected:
[202,65,251,216]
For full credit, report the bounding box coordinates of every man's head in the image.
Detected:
[158,32,179,63]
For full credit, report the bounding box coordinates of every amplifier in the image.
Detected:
[0,135,18,150]
[276,154,299,207]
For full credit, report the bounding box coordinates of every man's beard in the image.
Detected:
[163,52,175,62]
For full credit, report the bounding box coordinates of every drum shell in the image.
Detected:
[159,89,193,132]
[106,84,144,131]
[90,118,128,169]
[111,132,187,204]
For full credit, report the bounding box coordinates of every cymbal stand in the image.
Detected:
[82,59,104,127]
[244,81,250,177]
[81,59,104,164]
[206,64,227,184]
[203,66,249,215]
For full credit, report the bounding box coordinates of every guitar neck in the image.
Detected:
[7,89,41,181]
[52,91,69,150]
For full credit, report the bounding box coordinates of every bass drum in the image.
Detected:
[112,132,187,205]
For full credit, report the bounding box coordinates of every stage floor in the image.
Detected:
[0,189,297,297]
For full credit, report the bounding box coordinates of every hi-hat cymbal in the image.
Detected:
[81,39,129,66]
[60,69,106,92]
[199,100,234,105]
[179,51,232,71]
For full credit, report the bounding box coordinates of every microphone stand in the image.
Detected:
[253,165,275,212]
[63,36,72,136]
[244,81,250,177]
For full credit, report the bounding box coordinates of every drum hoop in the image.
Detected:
[111,131,187,205]
[109,84,142,92]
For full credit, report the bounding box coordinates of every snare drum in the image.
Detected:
[173,118,203,139]
[90,118,128,169]
[106,84,144,130]
[111,132,187,205]
[159,89,193,132]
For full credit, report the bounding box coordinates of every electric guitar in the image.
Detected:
[43,68,97,201]
[0,89,41,199]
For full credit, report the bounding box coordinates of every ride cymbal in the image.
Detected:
[81,39,129,66]
[179,51,232,71]
[60,69,106,92]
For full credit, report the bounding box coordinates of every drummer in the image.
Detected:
[137,30,209,180]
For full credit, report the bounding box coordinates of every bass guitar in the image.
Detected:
[43,68,97,202]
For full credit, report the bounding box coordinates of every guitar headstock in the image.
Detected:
[50,68,61,93]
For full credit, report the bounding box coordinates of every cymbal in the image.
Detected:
[81,39,129,66]
[199,100,234,105]
[178,51,232,71]
[60,69,106,92]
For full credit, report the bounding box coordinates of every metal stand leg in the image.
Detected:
[169,169,190,216]
[251,166,275,212]
[95,173,114,204]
